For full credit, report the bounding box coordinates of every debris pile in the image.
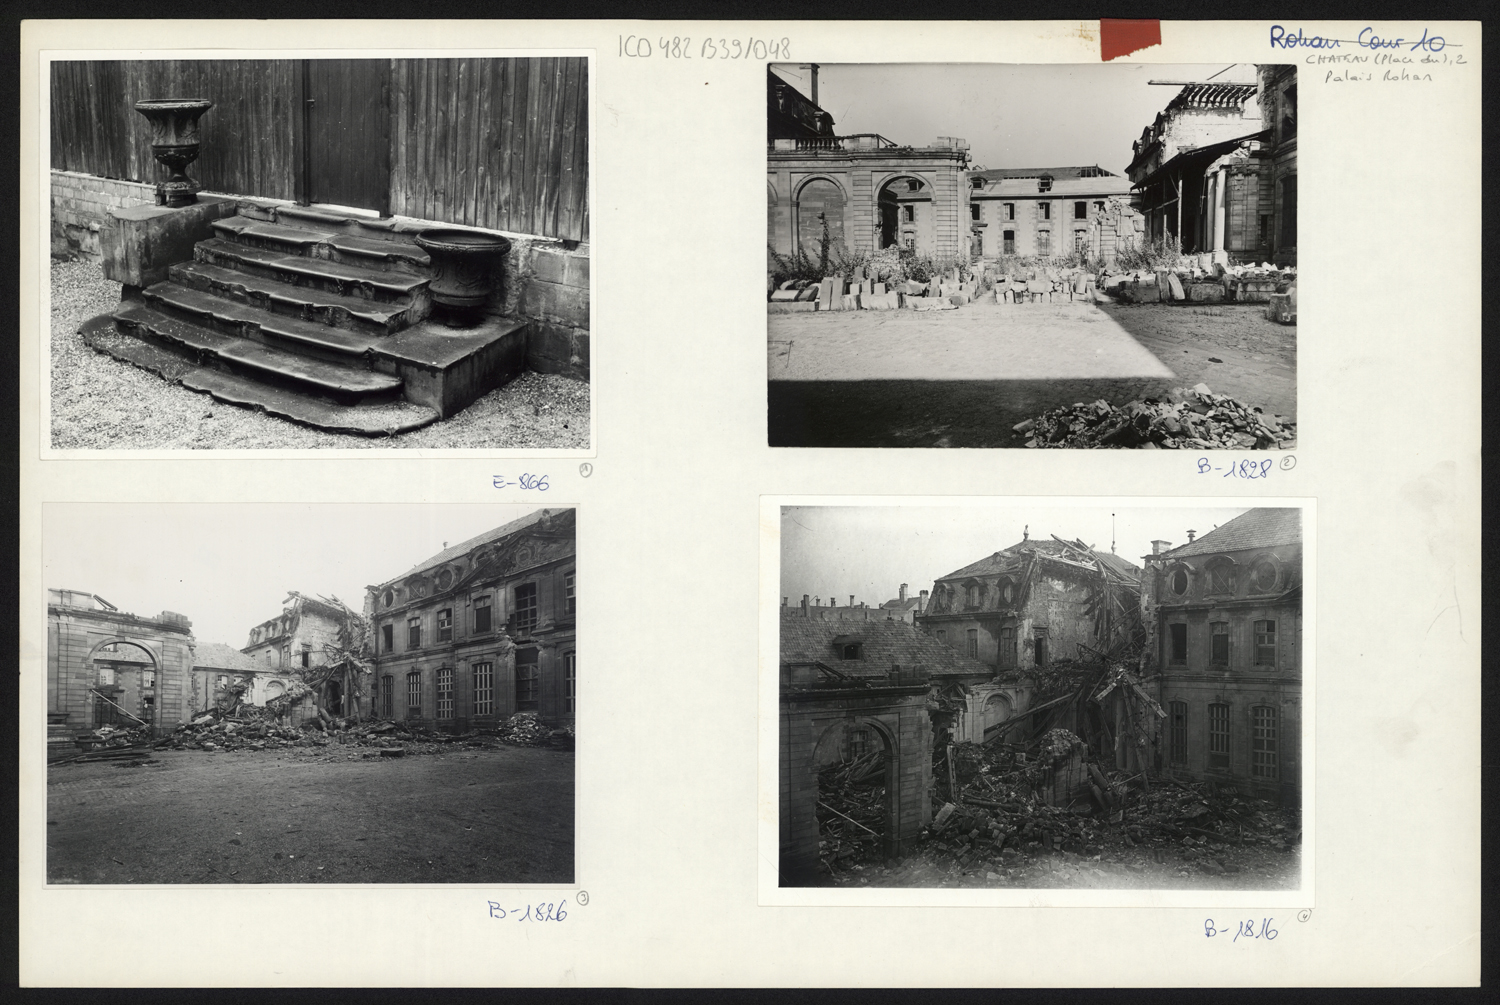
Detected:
[497,711,574,749]
[1013,384,1295,450]
[816,750,888,876]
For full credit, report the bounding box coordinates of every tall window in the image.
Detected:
[935,629,947,644]
[902,204,914,223]
[514,584,538,632]
[381,624,393,652]
[474,596,492,634]
[1037,231,1051,256]
[515,651,539,711]
[1208,703,1230,769]
[1170,701,1188,764]
[970,203,981,221]
[965,584,978,608]
[406,671,422,719]
[1004,203,1015,220]
[1039,202,1051,220]
[473,662,494,717]
[1169,623,1188,664]
[1074,201,1087,220]
[437,609,453,643]
[1000,627,1017,668]
[1251,706,1279,779]
[1254,620,1278,666]
[1033,629,1049,667]
[300,646,310,668]
[436,667,453,720]
[407,616,421,649]
[564,651,576,714]
[1280,175,1297,248]
[966,629,979,659]
[382,676,393,718]
[1211,622,1230,665]
[564,573,576,616]
[843,726,872,760]
[1003,230,1015,254]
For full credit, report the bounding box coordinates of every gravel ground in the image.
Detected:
[49,257,590,450]
[47,746,574,884]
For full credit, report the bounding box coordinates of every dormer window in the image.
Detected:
[965,584,979,608]
[1169,566,1190,596]
[1252,559,1279,593]
[1038,175,1053,193]
[1207,559,1236,595]
[832,635,863,661]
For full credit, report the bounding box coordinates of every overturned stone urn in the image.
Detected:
[414,229,512,327]
[134,98,214,208]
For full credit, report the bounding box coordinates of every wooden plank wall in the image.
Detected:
[53,57,589,243]
[390,57,589,243]
[50,60,297,200]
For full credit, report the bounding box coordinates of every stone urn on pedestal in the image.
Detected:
[414,229,512,327]
[134,98,214,208]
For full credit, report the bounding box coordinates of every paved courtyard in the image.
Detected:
[768,297,1296,448]
[46,746,574,885]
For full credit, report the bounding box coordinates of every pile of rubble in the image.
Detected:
[1013,384,1295,450]
[497,711,575,749]
[1098,261,1295,306]
[816,750,888,875]
[915,732,1297,877]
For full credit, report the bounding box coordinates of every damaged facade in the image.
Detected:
[366,508,576,733]
[967,166,1141,262]
[1128,69,1297,266]
[1143,508,1302,803]
[242,592,365,718]
[46,589,195,752]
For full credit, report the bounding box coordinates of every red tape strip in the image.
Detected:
[1100,19,1162,61]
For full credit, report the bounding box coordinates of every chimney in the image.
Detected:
[815,597,821,608]
[801,594,809,615]
[1186,530,1196,542]
[809,62,819,106]
[1151,540,1172,555]
[829,596,837,607]
[849,595,855,607]
[899,583,908,602]
[920,589,929,612]
[782,597,788,607]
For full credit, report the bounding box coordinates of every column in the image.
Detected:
[1213,168,1228,253]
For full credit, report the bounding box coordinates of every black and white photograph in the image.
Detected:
[767,63,1297,449]
[49,56,590,449]
[43,503,577,884]
[775,501,1305,890]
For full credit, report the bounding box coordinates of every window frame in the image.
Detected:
[382,675,394,718]
[1033,629,1049,667]
[473,595,493,634]
[966,629,979,659]
[406,671,422,720]
[436,667,454,721]
[1254,619,1278,666]
[514,583,539,633]
[1251,705,1279,779]
[1208,702,1231,769]
[1074,201,1087,220]
[564,572,576,616]
[1169,622,1188,665]
[1039,202,1051,220]
[1210,621,1230,666]
[436,608,453,643]
[564,651,576,714]
[472,662,494,717]
[515,651,540,711]
[1169,700,1188,764]
[407,616,421,650]
[381,623,394,652]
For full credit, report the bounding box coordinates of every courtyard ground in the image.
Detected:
[46,745,574,884]
[768,295,1296,448]
[48,258,590,450]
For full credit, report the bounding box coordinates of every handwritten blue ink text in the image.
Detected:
[488,900,568,922]
[1205,917,1278,941]
[492,473,550,491]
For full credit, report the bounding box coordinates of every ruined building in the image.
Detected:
[768,67,973,262]
[242,592,364,716]
[1143,508,1302,803]
[47,589,194,743]
[966,166,1141,263]
[1127,66,1297,266]
[367,508,576,732]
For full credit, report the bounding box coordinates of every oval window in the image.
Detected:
[437,569,454,591]
[382,590,394,608]
[1170,568,1189,595]
[1001,581,1013,604]
[1253,561,1278,592]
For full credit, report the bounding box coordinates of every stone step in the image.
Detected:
[211,215,430,275]
[195,238,428,304]
[168,260,422,335]
[113,300,404,402]
[274,205,422,244]
[142,280,391,363]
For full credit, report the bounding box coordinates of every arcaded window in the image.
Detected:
[382,676,393,718]
[515,650,540,711]
[406,671,422,719]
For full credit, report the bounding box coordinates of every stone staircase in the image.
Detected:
[82,201,526,435]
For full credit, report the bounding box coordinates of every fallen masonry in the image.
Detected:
[1011,384,1295,450]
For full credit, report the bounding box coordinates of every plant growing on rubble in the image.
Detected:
[1114,235,1186,272]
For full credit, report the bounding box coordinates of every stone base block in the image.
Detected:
[1187,283,1226,303]
[374,315,529,416]
[100,196,239,288]
[768,301,818,314]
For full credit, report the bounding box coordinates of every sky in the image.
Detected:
[770,62,1259,175]
[42,503,551,647]
[780,503,1253,608]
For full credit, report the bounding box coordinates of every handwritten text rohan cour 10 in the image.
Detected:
[1269,25,1451,52]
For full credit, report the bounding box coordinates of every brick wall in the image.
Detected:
[50,169,156,260]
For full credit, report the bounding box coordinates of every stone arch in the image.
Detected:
[86,638,160,728]
[873,172,934,251]
[792,174,849,261]
[812,715,902,858]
